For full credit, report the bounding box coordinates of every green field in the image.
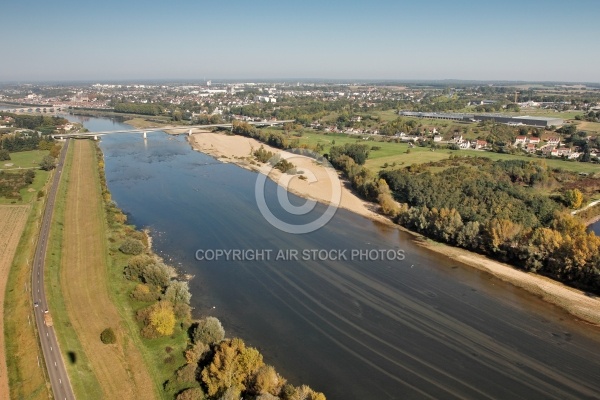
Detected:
[292,131,600,174]
[0,150,50,205]
[0,150,48,170]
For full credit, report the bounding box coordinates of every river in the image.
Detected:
[69,115,600,400]
[592,221,600,236]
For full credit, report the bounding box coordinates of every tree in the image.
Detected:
[253,365,286,396]
[185,341,209,364]
[142,262,172,288]
[100,328,116,344]
[0,149,10,161]
[193,317,225,345]
[164,281,192,305]
[119,238,145,255]
[176,388,206,400]
[201,338,264,397]
[39,155,56,171]
[149,301,176,336]
[564,189,584,209]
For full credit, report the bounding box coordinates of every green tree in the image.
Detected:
[0,149,10,161]
[164,281,192,305]
[193,317,225,345]
[100,328,117,344]
[119,237,145,255]
[39,155,56,171]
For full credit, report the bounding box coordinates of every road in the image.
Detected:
[31,139,75,400]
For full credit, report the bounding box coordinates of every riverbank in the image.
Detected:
[188,131,600,326]
[189,131,387,223]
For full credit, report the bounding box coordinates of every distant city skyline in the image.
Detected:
[1,0,599,83]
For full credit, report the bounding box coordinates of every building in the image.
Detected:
[399,111,564,128]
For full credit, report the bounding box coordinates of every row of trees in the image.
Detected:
[113,102,162,116]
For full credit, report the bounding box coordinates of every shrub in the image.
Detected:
[119,238,145,255]
[100,328,116,344]
[0,149,10,161]
[131,284,160,302]
[193,317,225,345]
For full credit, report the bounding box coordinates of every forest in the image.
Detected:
[379,158,600,292]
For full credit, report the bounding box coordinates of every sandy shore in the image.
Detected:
[189,131,387,223]
[189,131,600,325]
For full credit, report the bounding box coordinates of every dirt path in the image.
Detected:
[61,140,155,399]
[0,205,30,398]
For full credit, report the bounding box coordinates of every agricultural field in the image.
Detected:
[0,205,31,398]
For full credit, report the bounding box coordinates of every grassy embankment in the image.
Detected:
[44,140,162,399]
[3,151,53,399]
[43,139,196,400]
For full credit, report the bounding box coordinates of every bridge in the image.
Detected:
[1,105,66,113]
[51,119,296,140]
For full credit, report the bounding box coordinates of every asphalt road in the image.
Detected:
[31,139,75,400]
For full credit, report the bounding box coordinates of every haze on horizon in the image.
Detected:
[1,0,599,83]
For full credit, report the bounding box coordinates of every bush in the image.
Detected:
[0,149,10,161]
[131,284,160,302]
[100,328,116,344]
[193,317,225,345]
[39,155,56,171]
[119,238,145,255]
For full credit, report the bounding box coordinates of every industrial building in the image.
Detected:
[399,111,564,128]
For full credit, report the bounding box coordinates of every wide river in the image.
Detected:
[71,115,600,400]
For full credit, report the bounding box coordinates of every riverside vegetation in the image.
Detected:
[95,145,326,400]
[230,120,600,294]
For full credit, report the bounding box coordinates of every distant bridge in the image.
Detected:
[52,120,296,140]
[1,105,67,113]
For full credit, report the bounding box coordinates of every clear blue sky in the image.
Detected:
[1,0,599,82]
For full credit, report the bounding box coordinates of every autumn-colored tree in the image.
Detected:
[176,387,206,400]
[149,301,176,336]
[201,338,264,397]
[485,218,523,253]
[551,212,587,239]
[282,384,326,400]
[185,342,209,364]
[564,189,584,209]
[252,365,286,396]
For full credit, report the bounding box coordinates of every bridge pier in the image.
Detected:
[143,131,147,139]
[188,129,192,136]
[94,135,98,141]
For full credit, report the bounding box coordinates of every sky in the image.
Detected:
[1,0,599,83]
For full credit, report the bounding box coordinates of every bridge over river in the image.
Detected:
[51,119,295,140]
